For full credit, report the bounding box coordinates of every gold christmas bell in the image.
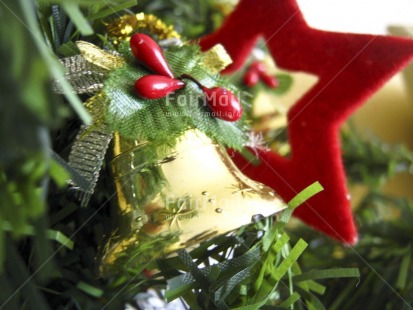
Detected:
[101,130,286,274]
[56,13,287,274]
[96,13,287,274]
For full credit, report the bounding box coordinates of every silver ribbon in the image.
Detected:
[57,50,114,206]
[55,55,107,95]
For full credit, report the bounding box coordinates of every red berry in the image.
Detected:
[260,73,279,88]
[202,86,242,122]
[130,33,174,78]
[134,75,185,99]
[243,69,259,87]
[250,61,266,73]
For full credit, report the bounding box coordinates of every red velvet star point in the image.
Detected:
[200,0,413,244]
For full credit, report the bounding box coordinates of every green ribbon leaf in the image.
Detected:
[105,44,248,149]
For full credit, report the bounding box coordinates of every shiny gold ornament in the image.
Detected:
[202,44,233,73]
[101,130,286,274]
[106,13,181,45]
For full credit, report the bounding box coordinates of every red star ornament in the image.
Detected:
[200,0,413,244]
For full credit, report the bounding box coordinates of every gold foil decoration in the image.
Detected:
[212,0,239,16]
[76,41,125,70]
[101,130,286,273]
[202,44,233,73]
[106,13,181,45]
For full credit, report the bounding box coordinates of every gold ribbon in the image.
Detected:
[76,41,125,71]
[106,13,181,45]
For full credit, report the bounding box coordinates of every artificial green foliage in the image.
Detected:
[101,231,179,278]
[37,0,138,52]
[0,0,136,272]
[259,118,413,309]
[342,122,413,188]
[105,43,248,149]
[157,183,358,309]
[136,0,228,38]
[290,193,413,309]
[0,0,147,308]
[0,0,66,272]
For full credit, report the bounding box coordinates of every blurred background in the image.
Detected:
[297,0,413,34]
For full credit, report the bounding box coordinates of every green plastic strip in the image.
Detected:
[166,247,261,302]
[396,245,411,289]
[270,239,308,283]
[5,241,50,309]
[240,240,308,310]
[49,157,71,188]
[47,230,74,250]
[298,280,326,295]
[293,268,360,283]
[76,281,103,298]
[2,222,74,250]
[279,182,324,224]
[62,3,93,35]
[254,233,289,292]
[279,292,301,308]
[87,1,137,21]
[297,287,327,310]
